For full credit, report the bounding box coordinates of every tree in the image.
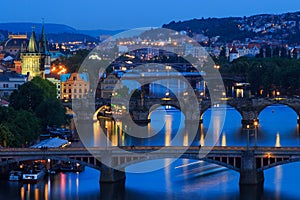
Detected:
[0,106,41,147]
[220,46,226,58]
[35,98,67,128]
[0,124,14,147]
[9,78,67,131]
[31,77,57,99]
[9,82,44,112]
[7,110,41,147]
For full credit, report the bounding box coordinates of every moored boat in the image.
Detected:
[9,170,23,181]
[21,163,46,183]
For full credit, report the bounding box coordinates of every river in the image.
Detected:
[1,104,300,199]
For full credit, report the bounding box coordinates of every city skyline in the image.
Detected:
[1,0,300,30]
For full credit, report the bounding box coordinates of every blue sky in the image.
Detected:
[1,0,300,30]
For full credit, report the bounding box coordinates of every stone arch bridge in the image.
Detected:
[64,97,300,128]
[1,146,300,186]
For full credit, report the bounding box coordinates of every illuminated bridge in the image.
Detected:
[1,146,300,186]
[64,97,300,128]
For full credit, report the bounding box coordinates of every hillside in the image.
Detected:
[0,22,123,43]
[162,11,300,44]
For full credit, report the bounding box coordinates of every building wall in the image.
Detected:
[46,77,61,99]
[60,73,89,100]
[100,74,121,98]
[21,53,43,79]
[0,73,27,97]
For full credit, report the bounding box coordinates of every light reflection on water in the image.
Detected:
[1,104,300,199]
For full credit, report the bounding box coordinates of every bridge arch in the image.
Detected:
[115,155,239,172]
[259,157,300,172]
[257,103,299,119]
[200,104,242,122]
[148,104,183,117]
[94,104,112,121]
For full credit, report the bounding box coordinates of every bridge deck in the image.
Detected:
[0,146,300,157]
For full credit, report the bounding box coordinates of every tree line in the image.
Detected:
[215,56,300,96]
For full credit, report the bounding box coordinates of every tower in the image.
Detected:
[21,21,51,80]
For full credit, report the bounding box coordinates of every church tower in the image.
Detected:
[21,21,51,80]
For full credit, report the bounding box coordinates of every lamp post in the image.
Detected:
[254,120,258,148]
[246,124,250,151]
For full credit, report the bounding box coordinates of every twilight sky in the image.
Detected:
[1,0,300,30]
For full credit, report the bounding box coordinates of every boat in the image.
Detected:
[9,170,23,181]
[21,163,46,183]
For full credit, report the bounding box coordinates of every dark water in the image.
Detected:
[1,104,300,199]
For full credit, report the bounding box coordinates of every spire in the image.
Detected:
[39,18,48,54]
[27,27,38,53]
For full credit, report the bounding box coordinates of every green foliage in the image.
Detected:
[9,78,67,132]
[53,49,90,73]
[0,107,40,147]
[31,77,57,99]
[216,56,300,96]
[0,124,14,147]
[9,82,44,112]
[35,98,67,128]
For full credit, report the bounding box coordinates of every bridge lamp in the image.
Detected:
[246,124,250,151]
[253,120,258,148]
[47,159,51,163]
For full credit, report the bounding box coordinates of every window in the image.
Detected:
[69,89,71,93]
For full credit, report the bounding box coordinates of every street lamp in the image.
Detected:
[253,120,258,148]
[246,124,250,151]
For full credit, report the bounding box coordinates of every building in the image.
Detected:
[229,47,239,62]
[21,23,51,80]
[46,77,61,99]
[0,71,27,97]
[60,73,89,100]
[3,34,28,56]
[99,73,121,98]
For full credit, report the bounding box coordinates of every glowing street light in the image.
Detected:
[254,120,259,148]
[246,124,250,151]
[214,65,220,69]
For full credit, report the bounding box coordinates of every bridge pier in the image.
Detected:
[239,183,264,200]
[100,180,125,200]
[239,150,264,185]
[100,164,126,183]
[99,151,126,183]
[241,119,259,129]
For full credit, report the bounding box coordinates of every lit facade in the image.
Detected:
[60,73,89,100]
[21,23,51,80]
